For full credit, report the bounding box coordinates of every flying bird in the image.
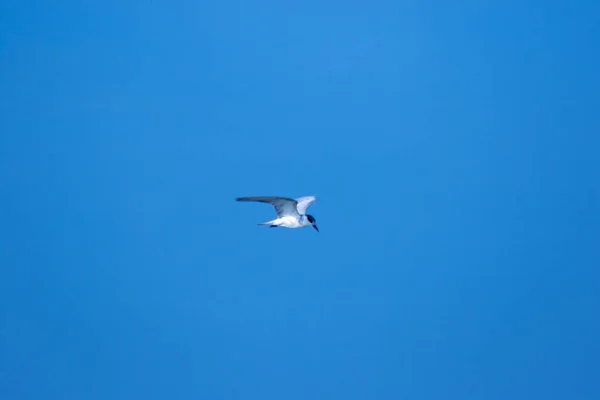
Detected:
[236,195,319,232]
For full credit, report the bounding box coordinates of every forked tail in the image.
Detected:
[258,218,279,228]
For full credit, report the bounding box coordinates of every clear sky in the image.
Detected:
[1,1,599,399]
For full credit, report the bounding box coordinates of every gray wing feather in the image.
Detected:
[295,196,317,214]
[236,196,299,217]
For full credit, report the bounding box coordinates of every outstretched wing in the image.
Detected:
[295,196,316,215]
[236,196,299,217]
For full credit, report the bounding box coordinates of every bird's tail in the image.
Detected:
[257,223,278,228]
[258,219,278,227]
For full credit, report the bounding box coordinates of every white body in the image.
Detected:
[236,195,318,230]
[262,214,311,228]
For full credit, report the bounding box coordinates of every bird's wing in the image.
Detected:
[295,196,317,215]
[236,196,299,217]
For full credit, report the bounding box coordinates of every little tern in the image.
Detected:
[236,195,319,232]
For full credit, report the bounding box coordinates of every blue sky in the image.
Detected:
[1,1,599,399]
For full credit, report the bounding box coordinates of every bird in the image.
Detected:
[235,195,319,232]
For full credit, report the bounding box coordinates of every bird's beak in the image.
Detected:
[313,225,319,232]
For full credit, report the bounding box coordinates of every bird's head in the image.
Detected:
[306,214,319,232]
